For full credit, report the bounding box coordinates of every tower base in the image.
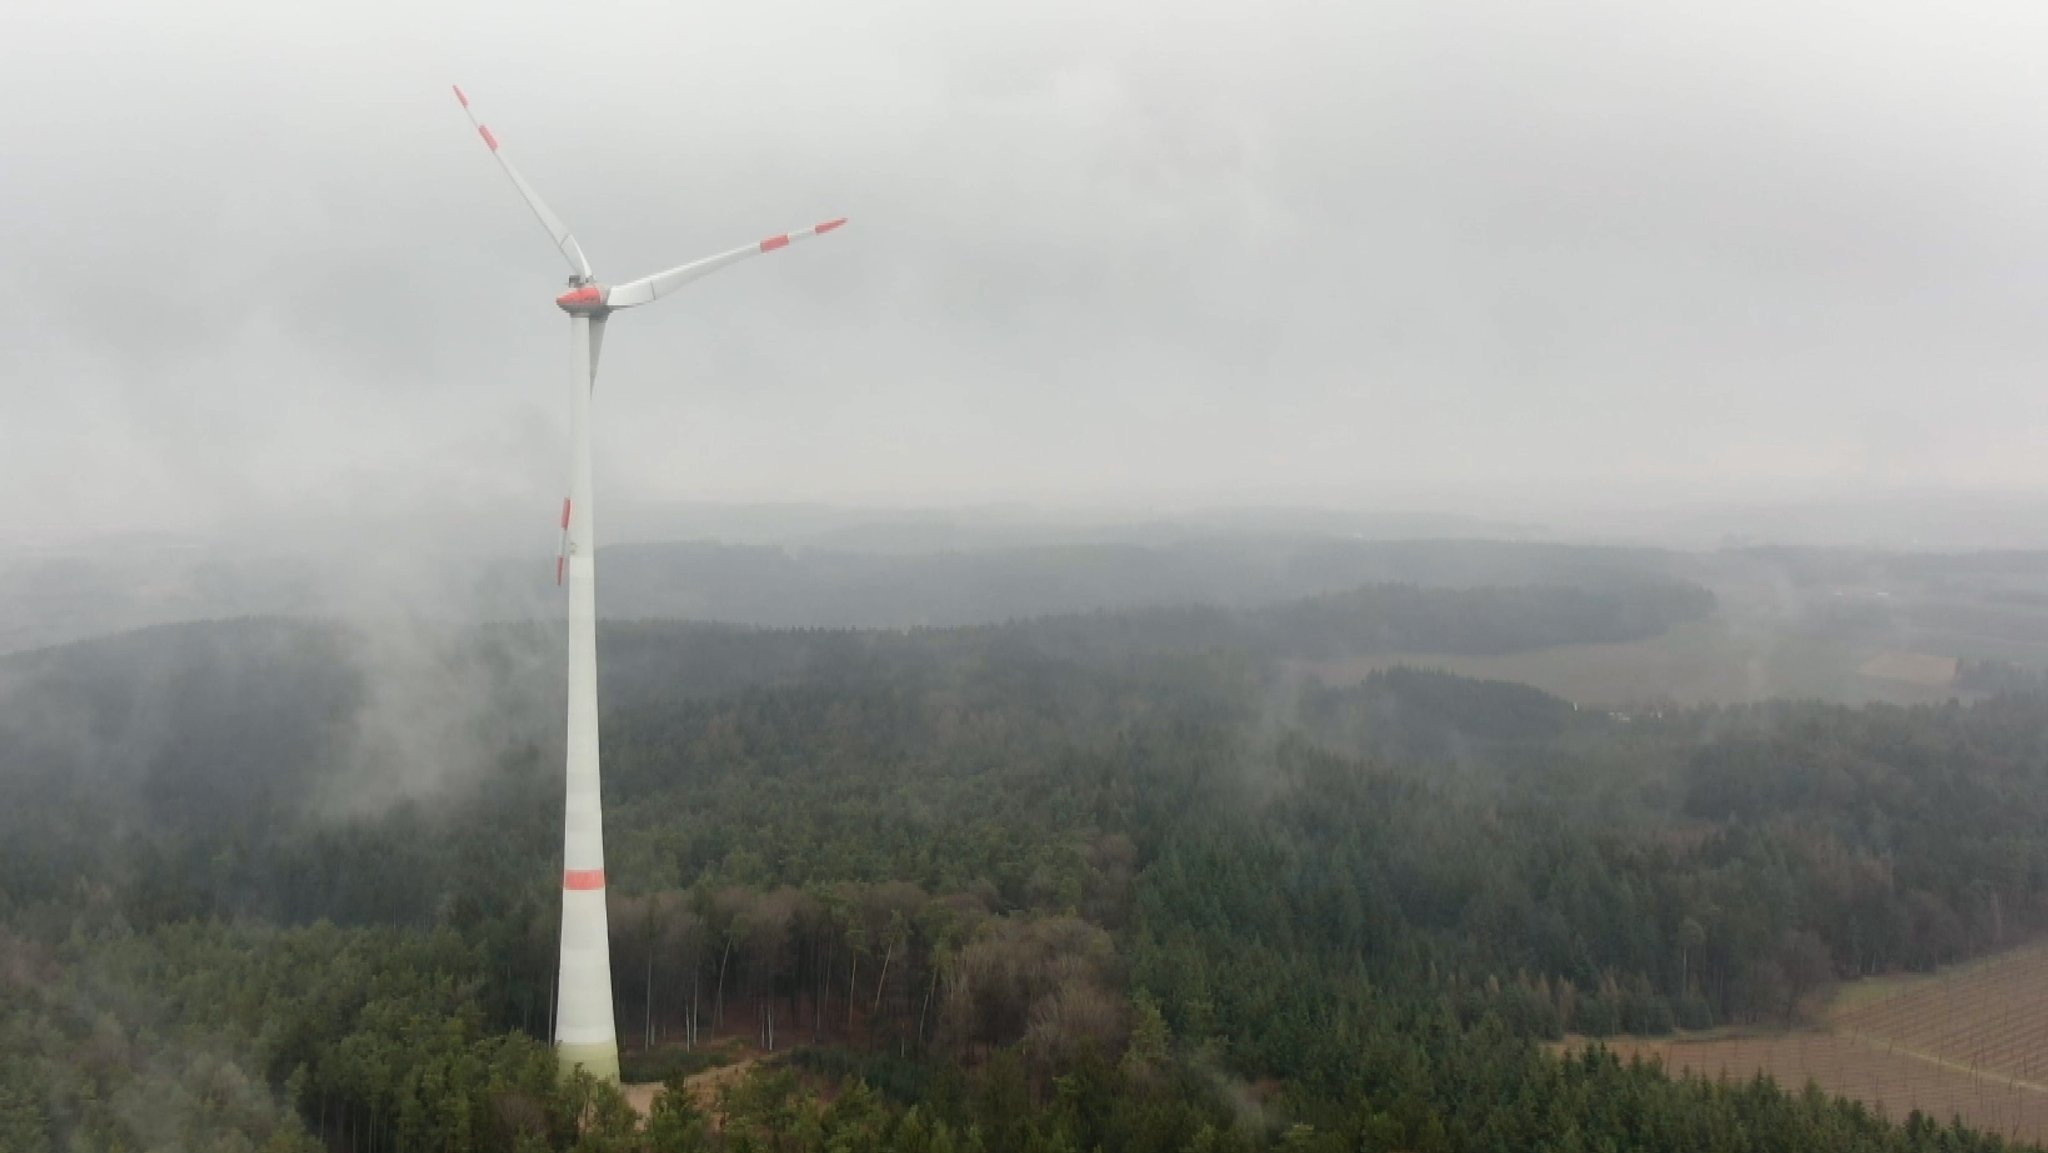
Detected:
[557,1039,621,1085]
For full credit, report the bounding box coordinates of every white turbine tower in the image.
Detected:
[454,86,846,1084]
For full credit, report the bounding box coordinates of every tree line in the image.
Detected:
[5,601,2048,1150]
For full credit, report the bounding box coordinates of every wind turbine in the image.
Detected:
[453,85,846,1084]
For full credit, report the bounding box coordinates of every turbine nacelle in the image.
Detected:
[556,284,609,315]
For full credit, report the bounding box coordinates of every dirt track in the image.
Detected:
[622,1052,761,1121]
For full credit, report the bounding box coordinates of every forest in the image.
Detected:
[2,575,2045,1151]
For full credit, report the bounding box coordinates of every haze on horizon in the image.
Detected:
[7,0,2048,551]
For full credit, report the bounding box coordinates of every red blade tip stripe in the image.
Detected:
[816,218,847,234]
[563,869,605,890]
[560,498,571,529]
[452,85,468,108]
[478,125,499,151]
[760,234,790,252]
[556,555,564,586]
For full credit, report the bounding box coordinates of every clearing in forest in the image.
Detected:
[1855,650,1959,686]
[1576,942,2048,1144]
[621,1043,760,1120]
[1300,619,1961,708]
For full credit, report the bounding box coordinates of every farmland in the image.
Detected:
[1303,617,1952,708]
[1581,944,2048,1143]
[1855,649,1960,687]
[1833,943,2048,1088]
[1594,1033,2048,1143]
[1304,547,2048,707]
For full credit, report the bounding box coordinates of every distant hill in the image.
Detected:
[595,536,1683,627]
[0,574,1713,842]
[0,534,1682,652]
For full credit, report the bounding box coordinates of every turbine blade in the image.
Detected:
[452,85,593,279]
[606,218,847,309]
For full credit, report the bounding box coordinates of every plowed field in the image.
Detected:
[1595,1032,2048,1141]
[1575,943,2048,1143]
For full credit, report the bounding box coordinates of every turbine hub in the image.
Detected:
[556,284,609,315]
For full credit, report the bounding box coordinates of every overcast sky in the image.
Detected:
[6,0,2048,547]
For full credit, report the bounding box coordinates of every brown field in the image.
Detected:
[1833,943,2048,1084]
[1570,943,2048,1143]
[1590,1033,2048,1142]
[1298,619,1968,708]
[1856,650,1959,687]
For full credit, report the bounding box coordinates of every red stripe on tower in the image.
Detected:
[760,234,790,252]
[815,218,847,234]
[452,85,469,108]
[563,869,606,890]
[479,125,499,151]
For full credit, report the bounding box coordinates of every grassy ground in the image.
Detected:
[620,1039,757,1119]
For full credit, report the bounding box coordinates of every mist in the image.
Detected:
[7,0,2048,555]
[16,5,2048,1147]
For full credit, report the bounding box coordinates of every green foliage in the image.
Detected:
[561,1071,644,1152]
[646,1077,712,1152]
[4,604,2047,1152]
